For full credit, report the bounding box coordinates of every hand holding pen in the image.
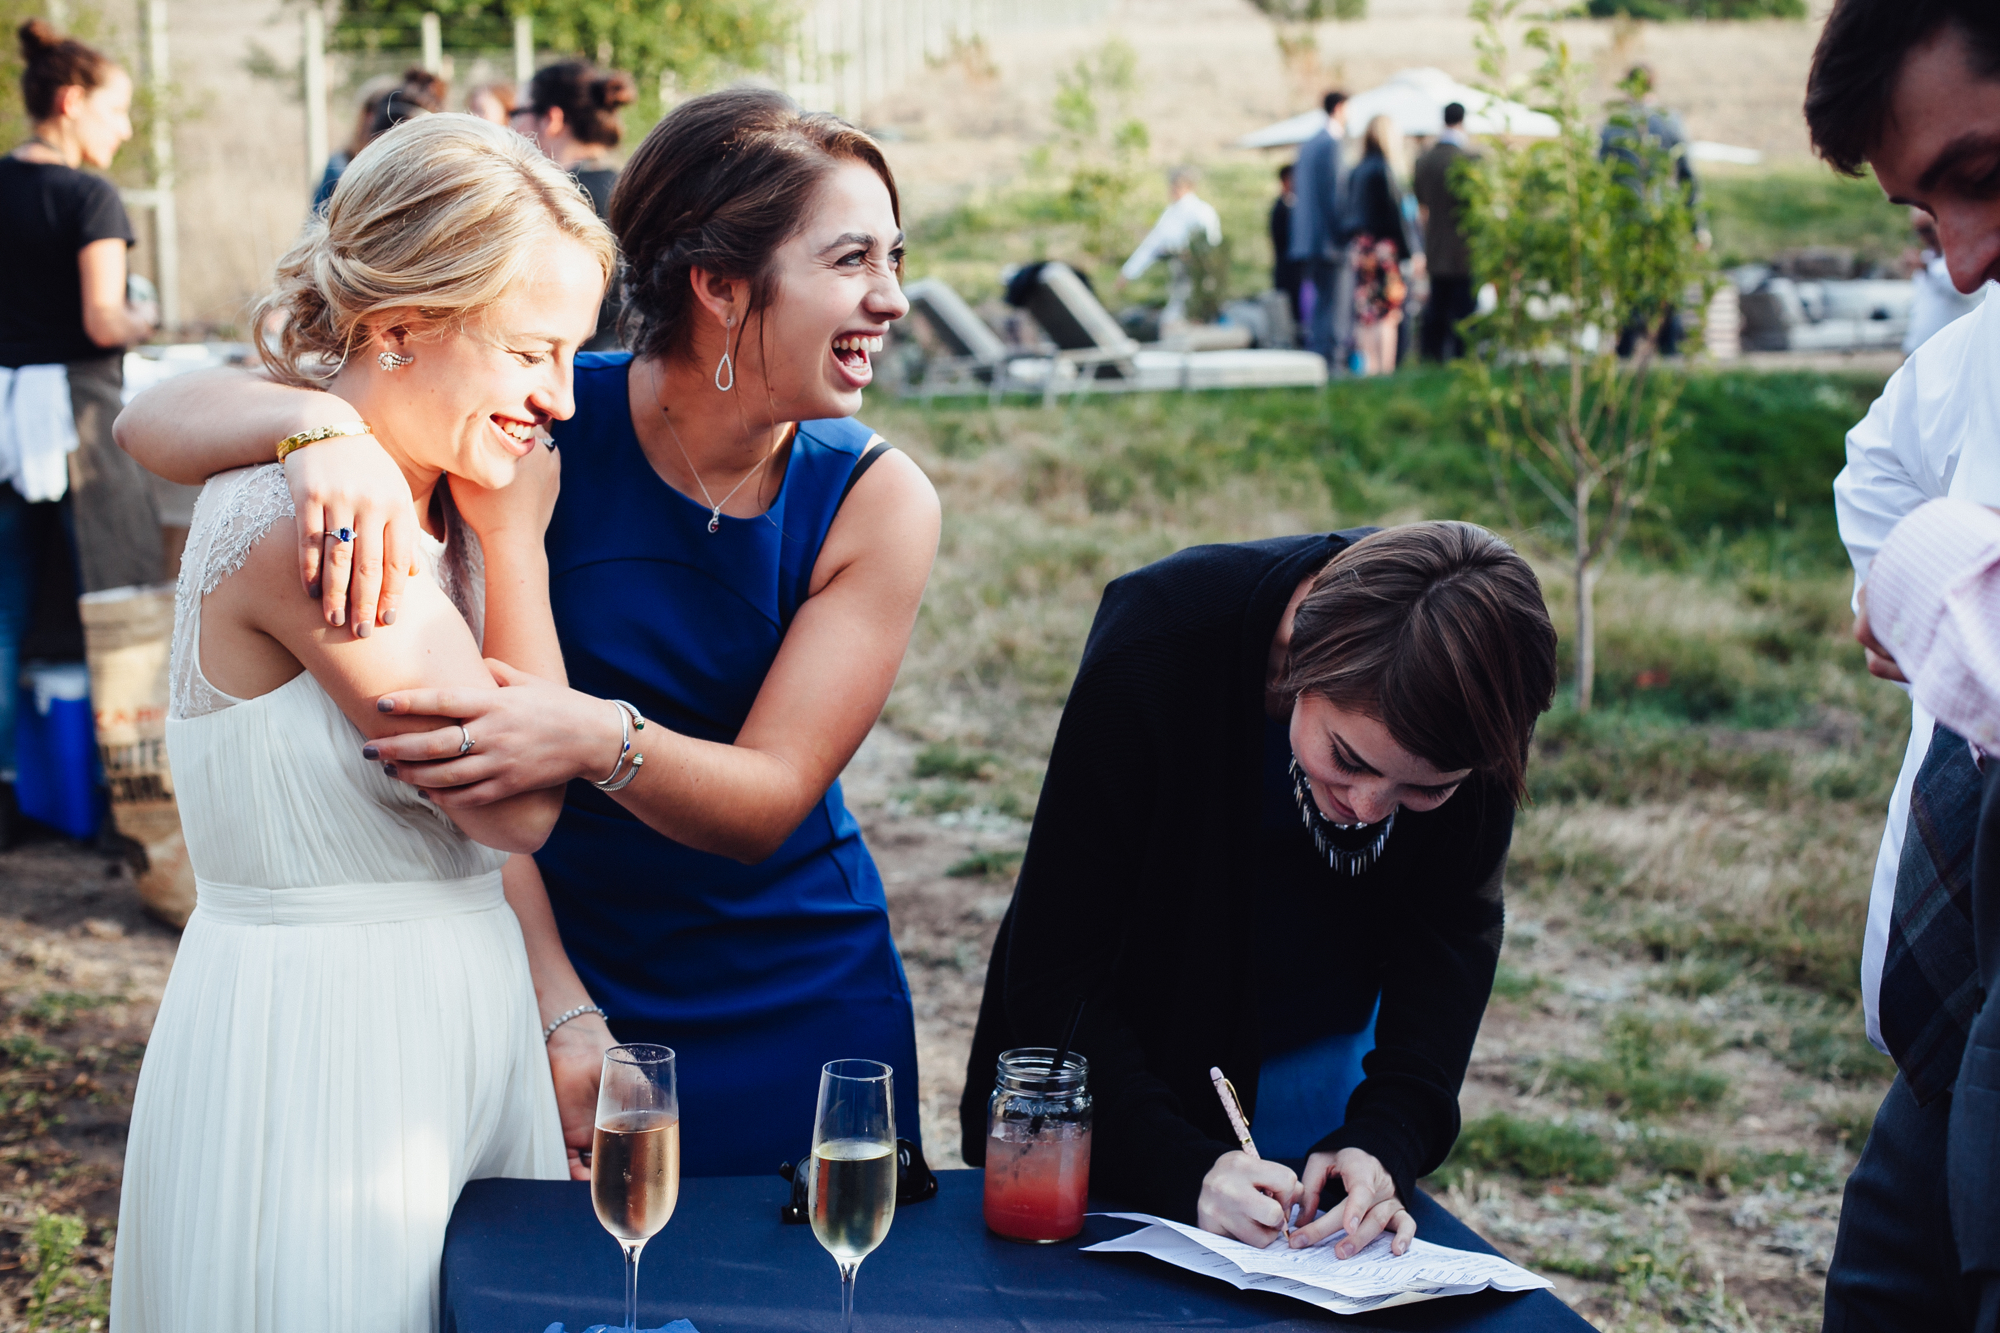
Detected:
[1195,1066,1296,1244]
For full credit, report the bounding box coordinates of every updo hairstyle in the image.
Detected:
[611,87,900,363]
[366,66,448,141]
[17,19,113,121]
[1282,521,1557,805]
[254,114,616,388]
[526,60,636,147]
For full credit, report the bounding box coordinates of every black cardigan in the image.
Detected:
[959,532,1511,1220]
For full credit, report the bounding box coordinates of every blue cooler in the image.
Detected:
[16,662,99,839]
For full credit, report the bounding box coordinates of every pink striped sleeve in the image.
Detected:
[1871,496,2000,751]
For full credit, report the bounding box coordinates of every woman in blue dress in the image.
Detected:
[115,92,939,1177]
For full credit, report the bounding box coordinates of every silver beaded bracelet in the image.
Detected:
[542,1003,609,1042]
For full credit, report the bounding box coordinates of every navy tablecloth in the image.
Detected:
[441,1169,1587,1332]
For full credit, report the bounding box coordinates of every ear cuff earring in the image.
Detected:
[379,350,415,371]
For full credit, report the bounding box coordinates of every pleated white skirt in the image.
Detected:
[109,873,567,1333]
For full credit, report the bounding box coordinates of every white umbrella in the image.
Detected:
[1234,67,1561,148]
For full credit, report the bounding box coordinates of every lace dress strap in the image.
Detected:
[170,465,295,720]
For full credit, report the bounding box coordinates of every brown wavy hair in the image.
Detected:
[1282,521,1558,805]
[610,87,900,362]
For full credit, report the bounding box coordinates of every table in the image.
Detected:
[441,1169,1589,1332]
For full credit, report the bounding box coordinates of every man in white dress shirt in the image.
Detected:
[1810,1,2000,1326]
[1120,168,1223,330]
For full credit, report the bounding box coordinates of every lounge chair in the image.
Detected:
[1011,262,1328,399]
[901,278,1014,397]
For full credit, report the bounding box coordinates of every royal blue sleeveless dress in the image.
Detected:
[537,353,922,1177]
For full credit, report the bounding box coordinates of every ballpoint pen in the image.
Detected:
[1209,1065,1291,1240]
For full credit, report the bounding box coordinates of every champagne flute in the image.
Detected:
[808,1059,897,1333]
[592,1044,679,1333]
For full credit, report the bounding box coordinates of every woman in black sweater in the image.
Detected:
[962,522,1556,1257]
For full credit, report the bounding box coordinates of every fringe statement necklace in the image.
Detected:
[1289,758,1396,876]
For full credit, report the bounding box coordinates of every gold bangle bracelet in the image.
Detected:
[275,421,373,463]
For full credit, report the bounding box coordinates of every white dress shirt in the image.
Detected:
[1120,192,1224,282]
[1904,251,1987,355]
[1835,291,2000,1051]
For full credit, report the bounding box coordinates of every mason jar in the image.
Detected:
[982,1048,1092,1242]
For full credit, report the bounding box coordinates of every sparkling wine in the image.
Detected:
[591,1110,680,1242]
[809,1137,897,1262]
[983,1126,1091,1242]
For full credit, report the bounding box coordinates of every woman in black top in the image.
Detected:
[511,61,637,351]
[1344,115,1418,376]
[962,522,1556,1257]
[0,19,160,843]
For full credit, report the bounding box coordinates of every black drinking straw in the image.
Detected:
[1029,998,1089,1137]
[1049,996,1087,1075]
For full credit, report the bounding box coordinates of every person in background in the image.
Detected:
[962,522,1556,1255]
[312,68,447,212]
[1906,207,1985,353]
[1118,166,1222,330]
[1600,65,1699,357]
[510,60,637,351]
[1807,0,2000,1324]
[1289,90,1351,371]
[1413,101,1478,363]
[1345,115,1416,376]
[466,80,515,125]
[1269,163,1306,340]
[0,18,160,849]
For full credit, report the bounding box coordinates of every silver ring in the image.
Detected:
[456,725,474,757]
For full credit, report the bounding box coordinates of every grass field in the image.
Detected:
[865,364,1900,1329]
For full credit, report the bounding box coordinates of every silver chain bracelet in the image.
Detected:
[542,1003,609,1042]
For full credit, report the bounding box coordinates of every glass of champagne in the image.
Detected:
[808,1059,897,1333]
[592,1044,679,1333]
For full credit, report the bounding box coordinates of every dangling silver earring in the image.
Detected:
[378,350,414,371]
[713,316,735,392]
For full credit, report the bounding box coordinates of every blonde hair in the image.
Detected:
[1361,114,1406,182]
[256,114,615,387]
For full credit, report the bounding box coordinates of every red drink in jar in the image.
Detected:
[983,1125,1092,1242]
[981,1048,1092,1243]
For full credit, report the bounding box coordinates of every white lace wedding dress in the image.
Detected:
[109,464,566,1333]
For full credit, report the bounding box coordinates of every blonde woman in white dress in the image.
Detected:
[109,115,615,1332]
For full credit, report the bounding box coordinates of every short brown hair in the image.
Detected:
[1806,2,2000,176]
[1282,522,1557,805]
[17,19,112,122]
[611,87,901,362]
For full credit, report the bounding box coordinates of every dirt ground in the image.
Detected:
[0,720,1865,1328]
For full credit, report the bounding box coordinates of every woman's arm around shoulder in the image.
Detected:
[116,367,420,634]
[202,502,562,853]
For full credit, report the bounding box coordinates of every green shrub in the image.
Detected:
[1439,1112,1620,1185]
[1584,0,1804,15]
[1705,168,1912,271]
[913,742,996,782]
[1491,964,1546,1001]
[20,991,115,1031]
[946,849,1024,880]
[1542,1013,1730,1115]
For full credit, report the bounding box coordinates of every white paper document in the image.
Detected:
[1082,1212,1554,1316]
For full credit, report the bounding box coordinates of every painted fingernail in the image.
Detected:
[418,789,432,801]
[383,764,397,777]
[380,609,396,626]
[308,581,321,600]
[356,621,372,639]
[376,698,395,713]
[362,745,379,759]
[331,610,344,626]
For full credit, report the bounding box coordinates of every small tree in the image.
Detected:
[1044,40,1151,271]
[1455,0,1710,711]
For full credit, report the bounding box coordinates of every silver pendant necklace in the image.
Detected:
[652,362,783,533]
[1288,758,1396,876]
